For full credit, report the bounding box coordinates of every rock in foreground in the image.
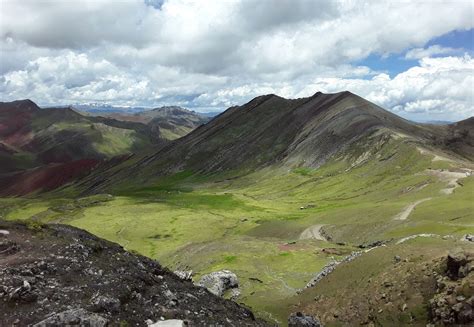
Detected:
[0,221,269,326]
[197,270,239,297]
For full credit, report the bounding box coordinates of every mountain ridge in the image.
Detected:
[73,90,473,194]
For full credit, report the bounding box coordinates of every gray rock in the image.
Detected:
[461,234,474,242]
[33,308,108,327]
[149,319,186,327]
[288,312,323,327]
[90,294,120,313]
[174,270,193,281]
[197,270,238,297]
[446,249,472,279]
[8,280,37,303]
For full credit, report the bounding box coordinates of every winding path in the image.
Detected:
[393,198,432,221]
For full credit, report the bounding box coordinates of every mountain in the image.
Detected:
[0,99,165,170]
[75,91,473,193]
[71,103,148,114]
[0,99,170,195]
[0,100,209,196]
[2,92,473,325]
[91,106,210,140]
[0,220,269,326]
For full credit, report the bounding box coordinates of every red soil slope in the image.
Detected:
[0,159,99,196]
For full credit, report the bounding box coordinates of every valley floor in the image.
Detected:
[2,140,473,325]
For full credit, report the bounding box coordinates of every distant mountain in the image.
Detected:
[199,111,221,118]
[421,120,453,125]
[75,91,474,193]
[90,106,210,140]
[0,99,170,195]
[71,103,147,114]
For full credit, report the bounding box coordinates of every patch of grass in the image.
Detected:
[293,167,315,176]
[223,255,237,263]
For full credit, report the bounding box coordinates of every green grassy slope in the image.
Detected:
[3,137,473,325]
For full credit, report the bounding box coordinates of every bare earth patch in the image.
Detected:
[299,224,326,241]
[393,198,432,221]
[426,169,472,194]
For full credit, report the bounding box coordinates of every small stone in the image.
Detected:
[149,320,185,327]
[288,312,322,327]
[89,294,120,313]
[456,295,466,302]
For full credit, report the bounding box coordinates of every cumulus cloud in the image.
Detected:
[299,55,474,121]
[405,45,461,60]
[0,0,473,120]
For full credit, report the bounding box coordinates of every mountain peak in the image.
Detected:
[0,99,40,113]
[105,91,422,180]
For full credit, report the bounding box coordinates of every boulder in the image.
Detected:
[149,319,186,327]
[447,249,473,279]
[174,270,193,281]
[89,294,121,313]
[0,240,19,255]
[288,312,323,327]
[197,270,238,297]
[8,280,38,303]
[33,308,108,327]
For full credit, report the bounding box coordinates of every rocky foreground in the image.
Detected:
[0,221,271,326]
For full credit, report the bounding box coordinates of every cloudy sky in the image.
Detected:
[0,0,473,121]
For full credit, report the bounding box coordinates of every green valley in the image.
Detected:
[3,130,473,325]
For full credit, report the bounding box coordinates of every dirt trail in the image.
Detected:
[299,224,326,241]
[393,198,432,221]
[417,147,452,162]
[426,169,471,195]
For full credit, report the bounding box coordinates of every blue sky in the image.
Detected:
[0,0,473,122]
[358,29,473,78]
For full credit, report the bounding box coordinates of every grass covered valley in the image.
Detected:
[1,92,473,326]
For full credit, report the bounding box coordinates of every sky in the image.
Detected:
[0,0,473,121]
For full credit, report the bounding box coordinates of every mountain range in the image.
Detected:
[0,100,209,195]
[1,92,473,326]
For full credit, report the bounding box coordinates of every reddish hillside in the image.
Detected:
[0,159,100,196]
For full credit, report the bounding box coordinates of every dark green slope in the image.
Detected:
[74,91,471,193]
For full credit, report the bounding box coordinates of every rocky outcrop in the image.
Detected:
[429,249,474,325]
[197,270,239,298]
[32,308,108,327]
[0,221,269,326]
[446,249,473,279]
[288,312,323,326]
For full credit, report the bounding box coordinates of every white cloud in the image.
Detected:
[405,45,461,60]
[299,55,474,121]
[0,0,473,120]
